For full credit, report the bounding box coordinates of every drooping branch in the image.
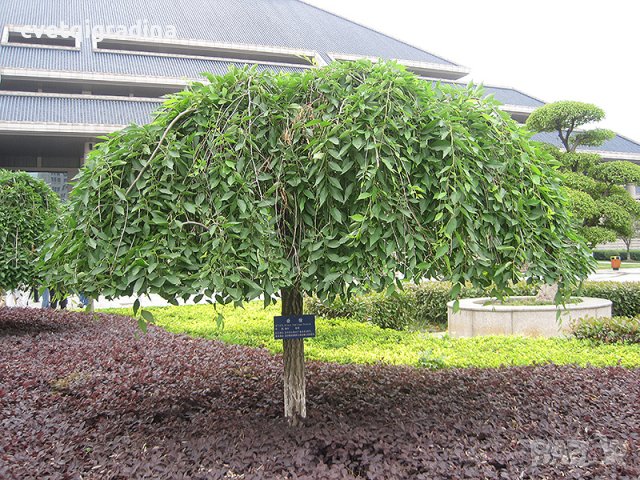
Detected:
[125,107,196,196]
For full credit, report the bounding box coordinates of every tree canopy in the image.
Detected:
[43,61,594,307]
[0,170,60,292]
[526,101,614,152]
[528,100,640,247]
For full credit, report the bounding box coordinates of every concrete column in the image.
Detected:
[83,142,95,166]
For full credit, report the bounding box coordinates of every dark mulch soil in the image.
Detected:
[1,308,639,479]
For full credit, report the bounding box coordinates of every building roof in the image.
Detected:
[1,0,639,162]
[3,92,638,161]
[0,0,462,77]
[0,94,158,125]
[481,85,545,109]
[532,131,640,157]
[430,79,546,109]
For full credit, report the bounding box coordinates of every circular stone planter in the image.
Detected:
[447,297,612,338]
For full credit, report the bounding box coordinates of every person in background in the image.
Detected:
[41,287,68,309]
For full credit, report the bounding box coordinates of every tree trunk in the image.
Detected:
[281,287,305,427]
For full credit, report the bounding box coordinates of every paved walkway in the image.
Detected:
[589,268,640,282]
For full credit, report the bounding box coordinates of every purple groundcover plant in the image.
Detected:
[1,308,638,479]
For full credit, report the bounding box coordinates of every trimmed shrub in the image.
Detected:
[593,249,640,261]
[307,281,640,330]
[580,281,640,317]
[306,286,420,330]
[572,316,640,344]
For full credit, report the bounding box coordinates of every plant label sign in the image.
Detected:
[274,315,316,340]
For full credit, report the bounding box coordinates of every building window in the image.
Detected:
[94,35,322,67]
[27,172,71,201]
[1,25,80,49]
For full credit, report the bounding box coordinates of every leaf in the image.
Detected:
[137,317,148,334]
[141,310,155,324]
[215,312,225,331]
[352,137,365,150]
[435,244,449,259]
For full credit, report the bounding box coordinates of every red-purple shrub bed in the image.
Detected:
[1,308,639,479]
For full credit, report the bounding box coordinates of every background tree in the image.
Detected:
[0,170,60,296]
[527,101,640,248]
[621,219,640,260]
[43,61,594,425]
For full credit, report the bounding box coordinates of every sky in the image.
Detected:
[306,0,640,143]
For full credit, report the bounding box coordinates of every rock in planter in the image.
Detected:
[447,297,612,338]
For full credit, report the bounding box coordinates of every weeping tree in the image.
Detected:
[43,61,594,425]
[527,101,640,247]
[0,170,60,298]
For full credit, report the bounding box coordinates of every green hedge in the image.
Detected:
[593,249,640,261]
[306,281,640,331]
[580,282,640,317]
[572,316,640,344]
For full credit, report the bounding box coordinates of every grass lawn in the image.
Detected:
[103,302,640,369]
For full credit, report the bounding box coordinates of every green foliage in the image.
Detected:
[572,129,615,148]
[526,101,612,153]
[561,171,599,195]
[528,101,638,246]
[101,302,640,368]
[341,290,418,330]
[0,170,60,291]
[579,281,640,317]
[597,199,633,237]
[308,280,640,330]
[590,160,640,186]
[565,187,598,219]
[43,61,593,305]
[416,349,447,370]
[307,282,452,331]
[306,281,538,331]
[559,152,600,172]
[578,226,616,247]
[526,101,606,133]
[572,316,640,344]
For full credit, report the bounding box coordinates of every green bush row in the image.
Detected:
[572,316,640,344]
[306,281,640,330]
[593,249,640,261]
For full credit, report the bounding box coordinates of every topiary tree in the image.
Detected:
[43,61,594,425]
[0,170,60,296]
[527,101,640,247]
[526,101,615,153]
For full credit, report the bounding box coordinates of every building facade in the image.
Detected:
[1,0,639,200]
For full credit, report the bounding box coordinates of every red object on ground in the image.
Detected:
[611,257,622,270]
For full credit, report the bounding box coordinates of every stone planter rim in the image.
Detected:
[447,296,612,313]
